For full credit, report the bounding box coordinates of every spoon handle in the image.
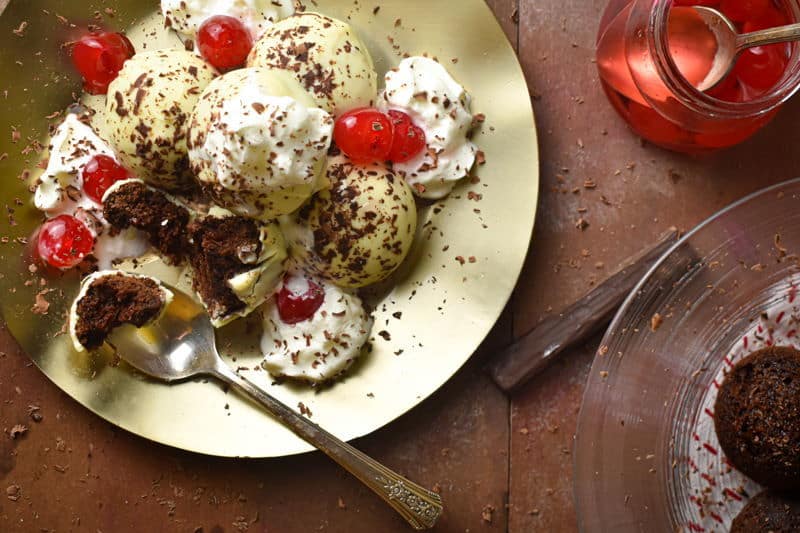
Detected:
[737,23,800,51]
[211,364,443,530]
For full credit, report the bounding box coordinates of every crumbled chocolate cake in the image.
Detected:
[74,273,166,350]
[714,346,800,490]
[731,491,800,532]
[187,215,262,322]
[103,180,191,264]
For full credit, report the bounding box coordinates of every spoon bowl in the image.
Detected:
[690,6,738,92]
[109,287,221,381]
[689,6,800,92]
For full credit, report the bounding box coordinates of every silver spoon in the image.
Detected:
[691,6,800,92]
[107,284,443,530]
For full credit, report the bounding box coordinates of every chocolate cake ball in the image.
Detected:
[731,491,800,533]
[103,179,191,265]
[714,346,800,490]
[70,271,171,352]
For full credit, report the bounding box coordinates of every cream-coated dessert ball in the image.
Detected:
[247,12,377,115]
[281,157,418,289]
[103,48,217,190]
[188,68,333,220]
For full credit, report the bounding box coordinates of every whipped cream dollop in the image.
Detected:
[379,56,478,199]
[189,68,333,219]
[161,0,294,40]
[69,270,173,353]
[261,275,373,383]
[35,114,148,269]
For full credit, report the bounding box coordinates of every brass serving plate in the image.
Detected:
[0,0,539,457]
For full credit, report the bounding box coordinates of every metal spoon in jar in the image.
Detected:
[692,6,800,92]
[107,284,443,530]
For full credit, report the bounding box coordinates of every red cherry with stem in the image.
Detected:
[734,45,788,92]
[387,110,427,163]
[720,0,771,23]
[81,154,130,203]
[37,215,94,269]
[277,275,325,325]
[197,15,253,71]
[334,108,394,163]
[71,31,135,95]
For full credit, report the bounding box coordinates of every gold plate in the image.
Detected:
[0,0,538,457]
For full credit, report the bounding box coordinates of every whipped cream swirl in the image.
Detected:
[189,68,333,219]
[380,56,478,199]
[261,275,372,383]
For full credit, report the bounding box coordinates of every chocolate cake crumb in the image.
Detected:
[103,180,190,264]
[27,405,42,423]
[31,290,51,315]
[187,215,262,322]
[298,402,312,418]
[74,273,166,350]
[12,21,27,37]
[650,313,663,332]
[6,485,20,502]
[9,424,27,439]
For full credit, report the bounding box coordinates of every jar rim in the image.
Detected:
[646,0,800,118]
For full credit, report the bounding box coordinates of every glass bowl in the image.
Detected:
[575,178,800,531]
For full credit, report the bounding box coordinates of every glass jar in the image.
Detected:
[596,0,800,153]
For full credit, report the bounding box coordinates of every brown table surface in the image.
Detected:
[5,0,800,531]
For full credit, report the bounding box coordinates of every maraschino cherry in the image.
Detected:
[71,31,135,95]
[334,108,394,163]
[197,15,253,71]
[82,154,130,203]
[387,110,427,163]
[37,215,94,269]
[734,45,788,91]
[335,108,427,164]
[277,275,325,325]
